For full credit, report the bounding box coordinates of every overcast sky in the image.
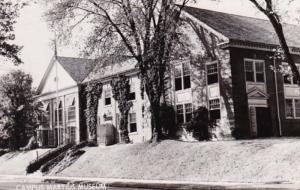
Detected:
[0,0,299,87]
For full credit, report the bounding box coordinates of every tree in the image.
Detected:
[46,0,190,142]
[84,80,103,144]
[0,70,42,150]
[0,0,25,65]
[111,75,132,143]
[248,0,300,85]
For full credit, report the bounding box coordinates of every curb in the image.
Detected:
[1,175,300,190]
[43,176,300,190]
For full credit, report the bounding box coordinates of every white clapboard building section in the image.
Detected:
[36,56,96,147]
[83,56,152,144]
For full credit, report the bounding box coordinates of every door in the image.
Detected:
[256,107,273,137]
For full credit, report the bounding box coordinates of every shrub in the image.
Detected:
[159,103,176,138]
[26,143,73,173]
[186,107,210,140]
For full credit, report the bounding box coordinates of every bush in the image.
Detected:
[26,143,73,173]
[186,107,210,140]
[159,103,176,137]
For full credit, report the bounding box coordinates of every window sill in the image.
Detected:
[246,81,265,84]
[104,104,112,108]
[129,132,138,135]
[284,84,300,88]
[286,117,300,120]
[175,88,191,93]
[207,82,219,86]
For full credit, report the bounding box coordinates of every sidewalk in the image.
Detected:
[1,175,300,190]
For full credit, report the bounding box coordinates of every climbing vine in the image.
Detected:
[85,80,103,143]
[111,75,132,143]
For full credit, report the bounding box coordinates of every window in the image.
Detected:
[175,67,182,91]
[245,60,254,82]
[286,99,300,118]
[244,59,265,83]
[54,100,63,126]
[128,81,136,100]
[104,89,111,106]
[129,113,137,133]
[67,126,76,143]
[48,130,55,147]
[183,62,191,89]
[185,103,192,123]
[43,103,50,124]
[176,103,192,124]
[207,63,218,84]
[283,63,300,85]
[58,101,63,125]
[67,98,76,122]
[255,61,265,82]
[175,62,191,91]
[296,99,300,118]
[176,105,184,124]
[209,98,220,121]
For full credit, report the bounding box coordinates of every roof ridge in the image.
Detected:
[183,5,299,27]
[57,56,95,61]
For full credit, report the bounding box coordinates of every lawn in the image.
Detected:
[0,149,50,175]
[53,138,300,183]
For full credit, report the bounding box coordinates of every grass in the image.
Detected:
[54,138,300,183]
[0,149,50,175]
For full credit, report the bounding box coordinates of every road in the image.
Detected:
[0,181,154,190]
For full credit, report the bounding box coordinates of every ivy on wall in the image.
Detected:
[84,80,103,143]
[111,75,132,143]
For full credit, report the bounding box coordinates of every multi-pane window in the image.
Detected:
[67,98,76,122]
[175,62,191,91]
[129,81,136,100]
[58,101,63,125]
[185,103,192,123]
[285,99,300,118]
[176,104,184,124]
[283,63,300,85]
[209,98,221,121]
[48,130,55,147]
[207,63,218,84]
[129,113,137,133]
[67,126,76,143]
[244,59,265,82]
[176,103,192,124]
[104,89,111,106]
[54,101,63,126]
[183,62,191,89]
[43,103,50,124]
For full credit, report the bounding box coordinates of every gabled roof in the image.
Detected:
[183,6,300,48]
[56,56,96,83]
[37,56,97,94]
[84,55,137,83]
[247,86,268,99]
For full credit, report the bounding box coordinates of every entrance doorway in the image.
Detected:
[256,107,273,137]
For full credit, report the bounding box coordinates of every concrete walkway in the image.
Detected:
[1,175,300,190]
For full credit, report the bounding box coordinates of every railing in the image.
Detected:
[26,143,74,174]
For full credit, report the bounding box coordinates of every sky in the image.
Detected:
[0,0,299,87]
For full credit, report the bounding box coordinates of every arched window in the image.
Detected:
[54,100,63,126]
[45,103,50,124]
[67,98,76,122]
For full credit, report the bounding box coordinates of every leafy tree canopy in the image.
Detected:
[0,0,27,65]
[0,70,42,150]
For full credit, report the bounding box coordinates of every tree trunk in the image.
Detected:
[120,111,130,143]
[268,15,300,85]
[150,103,163,143]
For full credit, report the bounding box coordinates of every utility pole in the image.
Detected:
[270,47,284,137]
[54,39,60,147]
